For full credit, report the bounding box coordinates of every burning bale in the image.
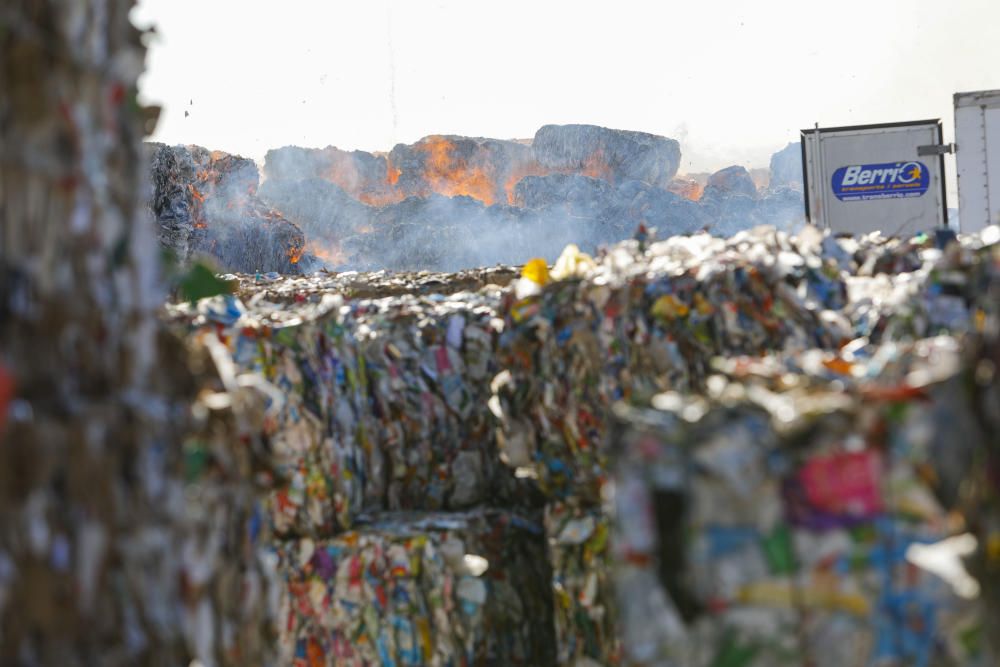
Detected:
[257,177,370,256]
[262,145,401,208]
[149,143,305,273]
[531,124,682,188]
[695,163,806,236]
[701,165,759,200]
[512,171,712,245]
[263,135,540,209]
[388,135,538,206]
[361,194,525,271]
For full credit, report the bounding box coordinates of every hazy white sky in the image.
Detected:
[133,0,1000,176]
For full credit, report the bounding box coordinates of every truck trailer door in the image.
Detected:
[955,90,1000,233]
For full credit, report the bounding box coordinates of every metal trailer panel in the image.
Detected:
[955,90,1000,233]
[801,120,946,236]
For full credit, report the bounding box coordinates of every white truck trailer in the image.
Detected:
[954,89,1000,233]
[801,120,948,236]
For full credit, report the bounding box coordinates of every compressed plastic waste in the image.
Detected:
[493,226,1000,504]
[159,224,998,667]
[275,509,555,666]
[844,228,999,341]
[0,2,283,663]
[493,228,852,505]
[176,334,288,666]
[167,284,534,539]
[489,225,999,665]
[609,335,995,666]
[546,501,617,667]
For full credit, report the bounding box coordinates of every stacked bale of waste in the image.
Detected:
[276,510,554,666]
[605,228,1000,665]
[161,223,999,666]
[489,228,856,665]
[609,335,995,666]
[167,272,555,665]
[489,225,1000,665]
[493,229,852,498]
[0,2,283,664]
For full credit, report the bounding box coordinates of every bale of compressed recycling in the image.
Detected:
[258,177,373,249]
[0,2,277,663]
[702,165,759,200]
[492,229,851,505]
[275,509,556,666]
[609,338,996,666]
[172,330,299,666]
[167,284,535,538]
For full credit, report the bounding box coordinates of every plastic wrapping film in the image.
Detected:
[166,285,537,539]
[609,333,997,667]
[275,509,555,666]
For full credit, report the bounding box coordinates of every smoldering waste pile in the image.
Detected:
[149,143,305,273]
[166,225,999,665]
[150,125,806,275]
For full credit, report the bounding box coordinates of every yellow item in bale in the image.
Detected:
[521,258,551,286]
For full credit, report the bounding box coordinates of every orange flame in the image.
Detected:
[502,149,616,204]
[312,141,626,209]
[580,149,613,182]
[416,136,496,205]
[357,191,405,207]
[321,152,405,207]
[386,158,401,186]
[304,241,345,266]
[322,154,361,195]
[667,179,704,201]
